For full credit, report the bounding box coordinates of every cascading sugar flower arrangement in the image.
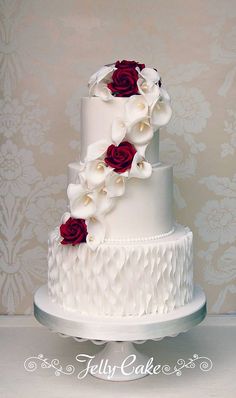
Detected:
[60,60,172,250]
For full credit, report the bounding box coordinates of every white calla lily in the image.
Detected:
[89,65,116,101]
[86,216,106,251]
[125,95,148,123]
[159,87,171,101]
[78,171,88,188]
[60,212,71,224]
[111,118,127,145]
[127,119,154,146]
[84,160,113,189]
[91,82,113,101]
[88,65,115,91]
[150,98,172,128]
[129,152,152,179]
[86,139,110,162]
[67,183,96,219]
[74,162,88,187]
[95,186,115,215]
[137,78,160,106]
[135,143,148,158]
[105,172,126,198]
[138,67,160,84]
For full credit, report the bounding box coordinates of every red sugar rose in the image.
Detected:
[108,60,145,97]
[60,217,87,246]
[115,60,145,70]
[104,141,137,173]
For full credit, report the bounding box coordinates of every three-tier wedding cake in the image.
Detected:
[48,60,193,317]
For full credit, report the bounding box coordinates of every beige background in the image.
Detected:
[0,0,235,314]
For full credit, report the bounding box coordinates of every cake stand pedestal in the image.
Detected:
[34,284,206,381]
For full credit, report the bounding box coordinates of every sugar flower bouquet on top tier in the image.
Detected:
[59,60,172,250]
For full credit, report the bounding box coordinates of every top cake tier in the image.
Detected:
[80,97,160,164]
[79,60,172,164]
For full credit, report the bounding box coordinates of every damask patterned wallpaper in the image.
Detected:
[0,0,235,314]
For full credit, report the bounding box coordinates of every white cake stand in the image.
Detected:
[34,284,206,381]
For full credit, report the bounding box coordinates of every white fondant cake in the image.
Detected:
[47,60,194,317]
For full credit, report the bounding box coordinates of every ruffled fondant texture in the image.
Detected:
[48,224,193,317]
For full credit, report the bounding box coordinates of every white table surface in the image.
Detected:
[0,315,235,398]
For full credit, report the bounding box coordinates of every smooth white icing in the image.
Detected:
[80,97,159,164]
[48,224,193,317]
[106,163,173,238]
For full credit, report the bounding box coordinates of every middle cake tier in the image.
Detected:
[68,162,174,239]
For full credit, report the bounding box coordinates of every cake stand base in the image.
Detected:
[87,341,150,381]
[34,284,206,381]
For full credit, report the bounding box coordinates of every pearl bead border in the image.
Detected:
[104,226,175,243]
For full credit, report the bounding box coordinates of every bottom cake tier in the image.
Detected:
[48,224,193,317]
